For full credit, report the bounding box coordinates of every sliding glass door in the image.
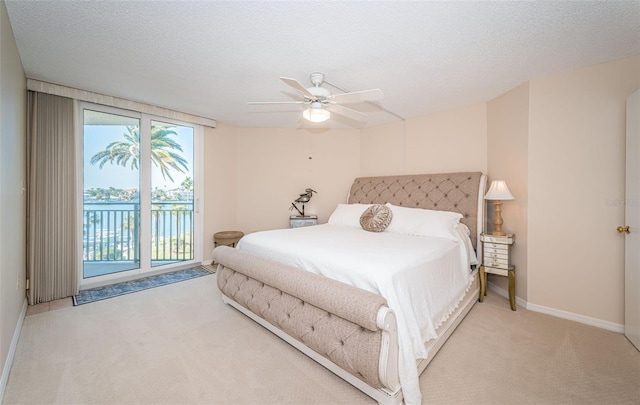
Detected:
[80,104,201,285]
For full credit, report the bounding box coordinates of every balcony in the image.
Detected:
[83,201,194,278]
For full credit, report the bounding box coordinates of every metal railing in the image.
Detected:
[83,201,194,263]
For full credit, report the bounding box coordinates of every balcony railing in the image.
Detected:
[83,201,194,263]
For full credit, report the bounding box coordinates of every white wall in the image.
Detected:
[360,103,487,176]
[487,82,530,299]
[406,104,487,174]
[527,55,640,326]
[0,0,27,396]
[359,121,406,176]
[202,123,238,262]
[234,127,360,233]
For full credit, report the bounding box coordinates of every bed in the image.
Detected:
[212,172,486,404]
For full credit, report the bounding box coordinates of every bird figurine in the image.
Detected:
[289,188,317,217]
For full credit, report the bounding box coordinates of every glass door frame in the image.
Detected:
[77,102,204,289]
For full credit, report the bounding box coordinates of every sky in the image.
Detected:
[83,123,194,193]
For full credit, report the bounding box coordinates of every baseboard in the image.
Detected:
[526,301,624,333]
[487,281,625,333]
[0,297,28,402]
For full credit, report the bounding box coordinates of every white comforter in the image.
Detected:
[237,223,474,405]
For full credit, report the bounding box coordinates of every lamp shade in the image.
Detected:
[484,180,515,201]
[303,102,330,123]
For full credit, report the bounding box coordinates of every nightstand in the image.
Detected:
[479,233,516,311]
[290,215,318,228]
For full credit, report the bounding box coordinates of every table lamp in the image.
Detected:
[484,180,514,236]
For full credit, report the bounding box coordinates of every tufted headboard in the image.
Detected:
[348,172,487,249]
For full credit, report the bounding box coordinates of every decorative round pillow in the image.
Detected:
[359,204,393,232]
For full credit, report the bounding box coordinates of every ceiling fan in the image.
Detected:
[248,72,383,123]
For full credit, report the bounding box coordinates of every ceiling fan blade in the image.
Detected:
[327,103,367,121]
[280,77,315,99]
[330,88,383,104]
[247,101,305,105]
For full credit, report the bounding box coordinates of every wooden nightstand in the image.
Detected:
[479,233,516,311]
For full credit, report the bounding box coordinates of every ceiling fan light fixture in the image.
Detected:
[303,103,330,123]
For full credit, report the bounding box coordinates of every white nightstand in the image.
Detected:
[290,215,318,228]
[479,233,516,311]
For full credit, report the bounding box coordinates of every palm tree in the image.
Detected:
[90,125,188,181]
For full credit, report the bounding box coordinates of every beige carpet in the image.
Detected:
[2,273,639,405]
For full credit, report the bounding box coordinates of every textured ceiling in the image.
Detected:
[5,1,640,129]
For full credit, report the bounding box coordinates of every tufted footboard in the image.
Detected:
[212,246,402,402]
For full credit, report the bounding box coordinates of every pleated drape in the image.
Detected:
[27,91,78,304]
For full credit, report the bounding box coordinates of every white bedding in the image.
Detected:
[237,223,475,404]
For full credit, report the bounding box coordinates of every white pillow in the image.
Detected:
[456,223,479,265]
[384,203,462,240]
[327,203,373,228]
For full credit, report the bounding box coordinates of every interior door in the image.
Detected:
[625,89,640,351]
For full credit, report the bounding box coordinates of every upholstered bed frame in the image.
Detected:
[212,172,486,404]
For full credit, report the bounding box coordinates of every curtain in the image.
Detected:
[27,91,78,304]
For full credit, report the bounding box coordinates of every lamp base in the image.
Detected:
[492,200,506,236]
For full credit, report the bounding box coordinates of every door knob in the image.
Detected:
[617,225,630,234]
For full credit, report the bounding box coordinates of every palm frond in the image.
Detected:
[90,124,188,181]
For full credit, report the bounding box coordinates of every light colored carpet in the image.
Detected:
[3,274,639,405]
